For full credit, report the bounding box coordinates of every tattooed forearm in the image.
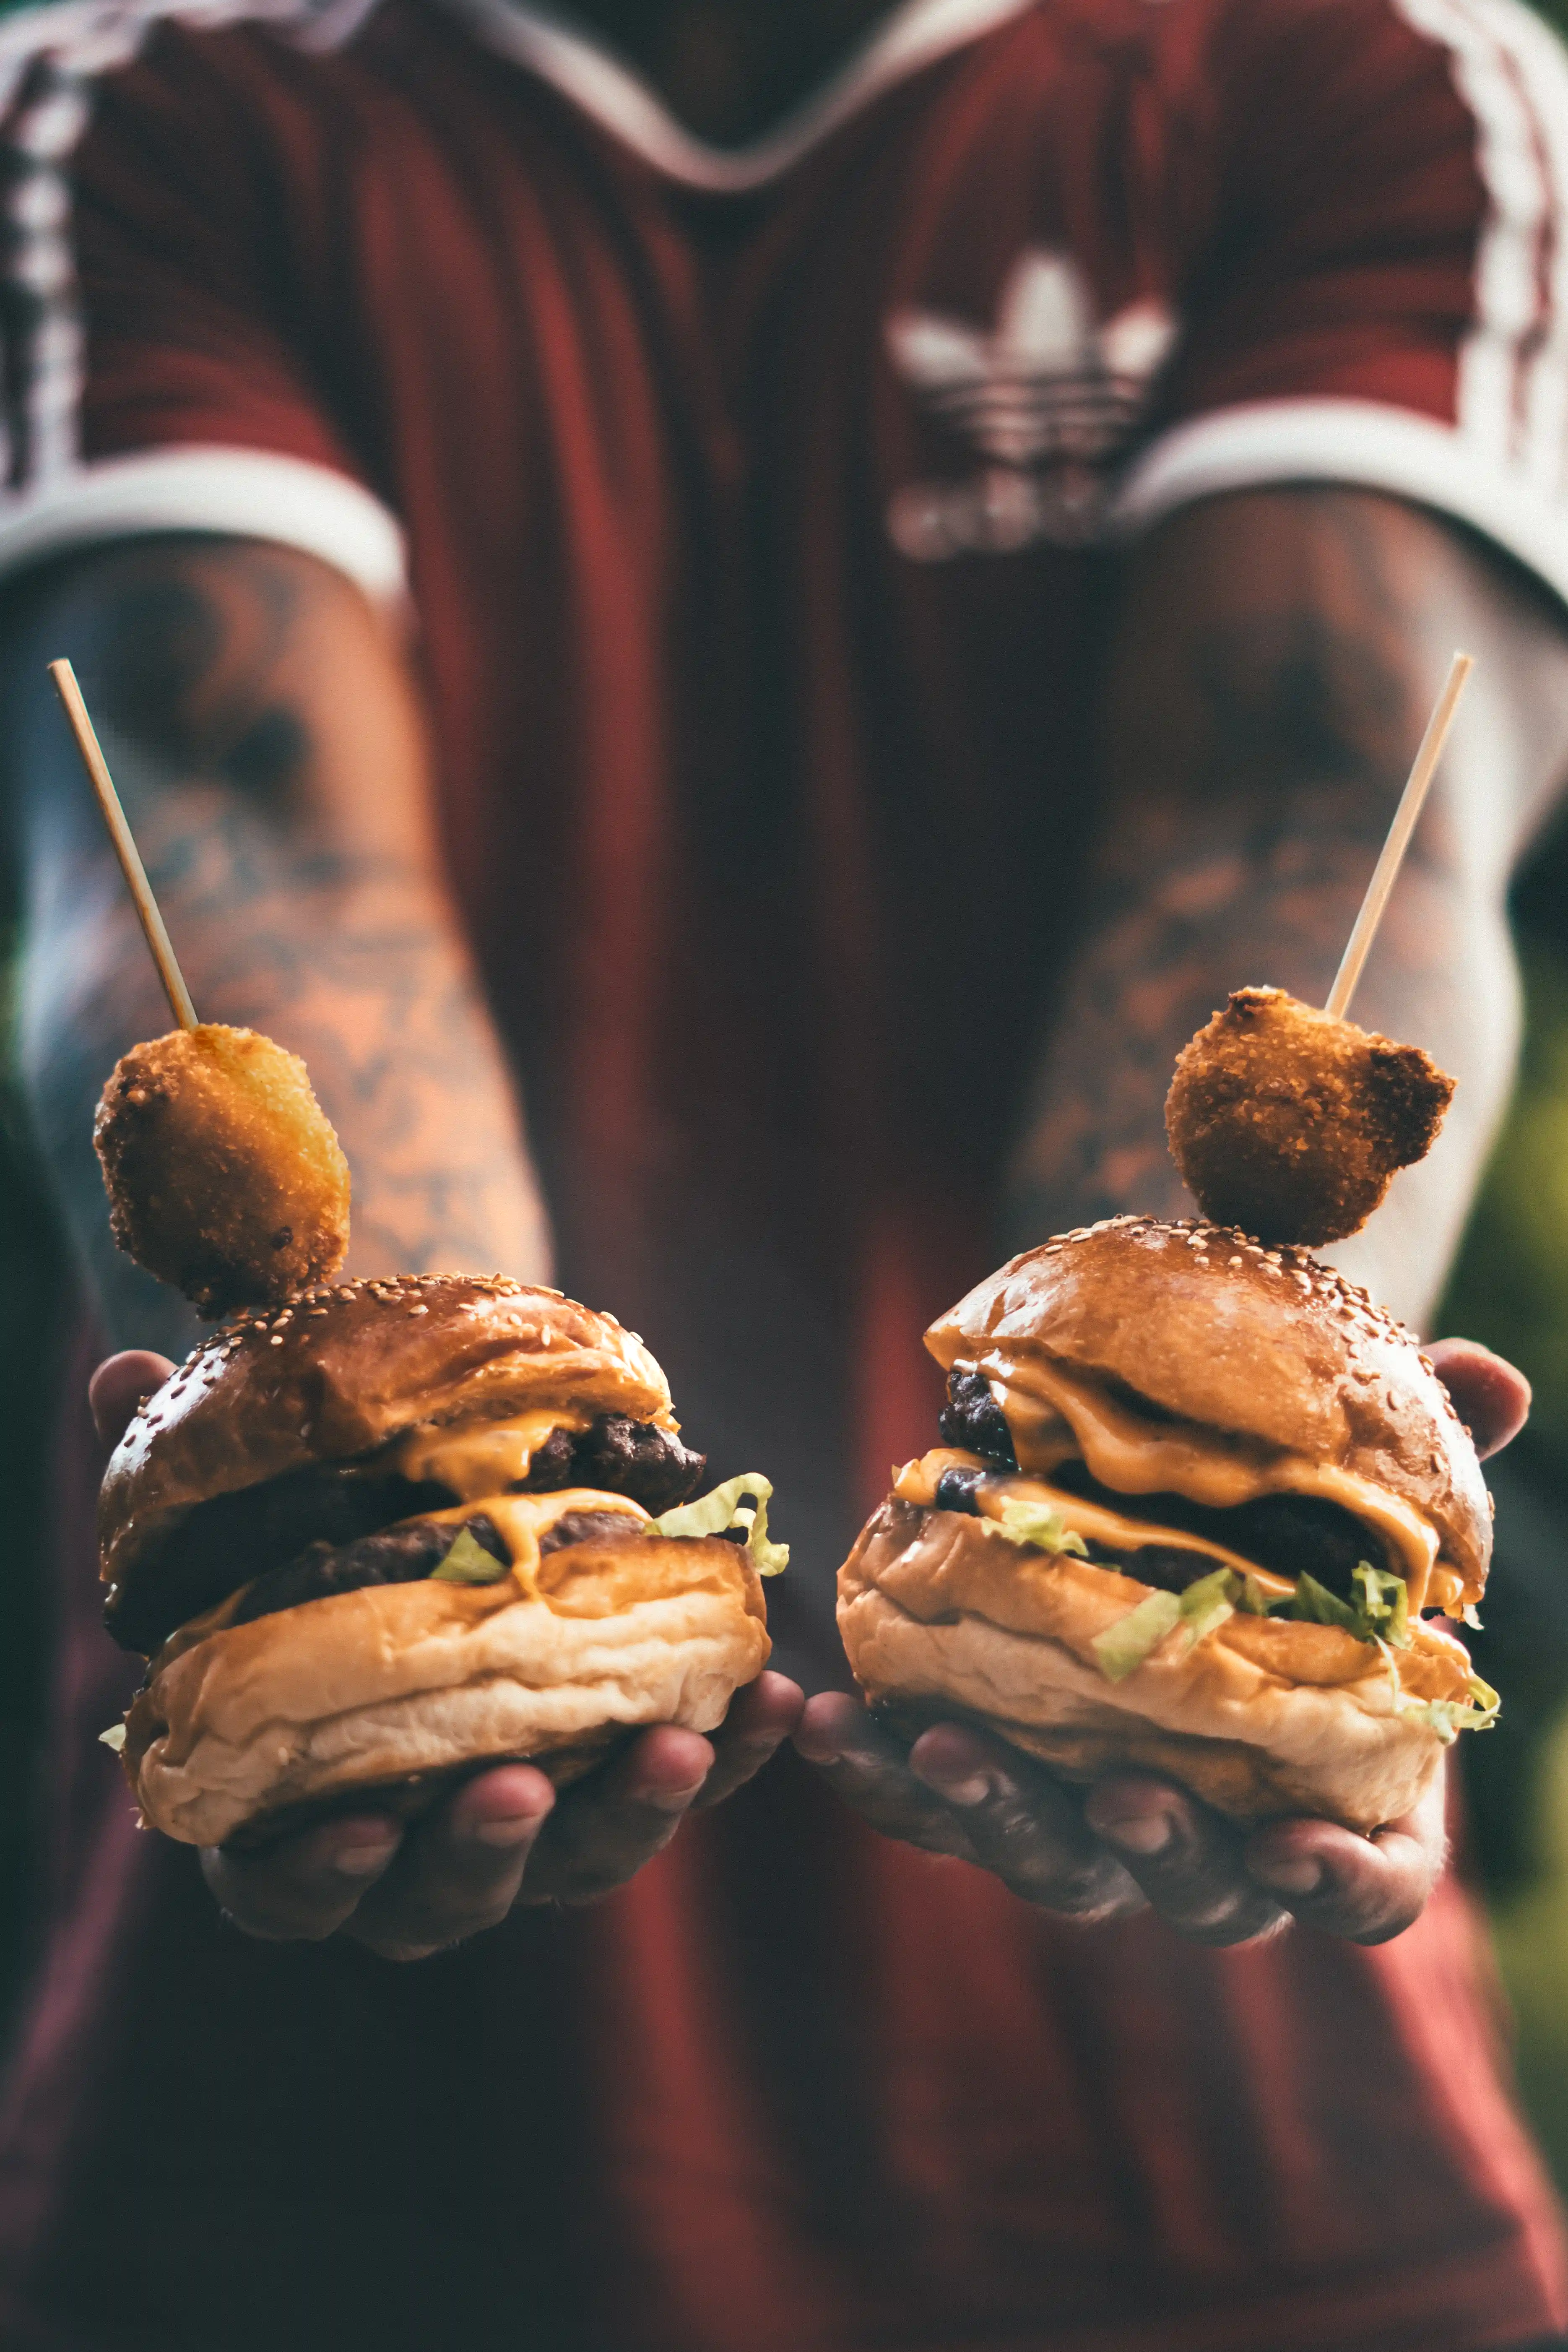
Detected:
[1004,489,1568,1327]
[5,539,551,1354]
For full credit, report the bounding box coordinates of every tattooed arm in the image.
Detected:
[1004,487,1568,1327]
[8,534,801,1949]
[799,487,1568,1944]
[4,536,551,1359]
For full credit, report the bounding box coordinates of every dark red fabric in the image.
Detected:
[1,0,1565,2344]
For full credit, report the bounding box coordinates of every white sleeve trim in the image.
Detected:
[0,445,408,602]
[1110,398,1568,608]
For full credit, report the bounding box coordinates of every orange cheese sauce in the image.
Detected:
[961,1356,1441,1612]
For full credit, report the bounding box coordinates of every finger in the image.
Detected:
[1084,1777,1287,1945]
[202,1811,405,1941]
[1243,1773,1446,1945]
[908,1723,1145,1919]
[521,1725,715,1904]
[90,1351,176,1449]
[794,1692,983,1861]
[1425,1337,1531,1460]
[691,1671,804,1810]
[346,1764,556,1959]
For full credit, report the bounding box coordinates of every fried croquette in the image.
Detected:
[1165,986,1454,1245]
[94,1025,350,1315]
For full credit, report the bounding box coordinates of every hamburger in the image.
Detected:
[101,1273,783,1847]
[839,1216,1497,1832]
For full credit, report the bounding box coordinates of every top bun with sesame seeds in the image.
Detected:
[97,1276,779,1846]
[837,1218,1496,1833]
[926,1218,1489,1591]
[100,1274,676,1608]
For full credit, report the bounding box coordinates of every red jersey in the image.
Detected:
[1,0,1567,2345]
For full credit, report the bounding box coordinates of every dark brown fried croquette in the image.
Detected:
[1164,986,1454,1245]
[94,1024,350,1315]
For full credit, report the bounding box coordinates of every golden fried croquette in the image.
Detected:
[94,1025,350,1315]
[1165,986,1454,1245]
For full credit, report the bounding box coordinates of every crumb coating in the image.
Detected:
[1165,988,1454,1245]
[94,1024,350,1315]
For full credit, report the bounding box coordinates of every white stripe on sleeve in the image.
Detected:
[0,445,408,603]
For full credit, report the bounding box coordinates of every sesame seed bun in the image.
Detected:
[100,1273,674,1604]
[926,1217,1489,1596]
[100,1278,772,1847]
[838,1218,1494,1830]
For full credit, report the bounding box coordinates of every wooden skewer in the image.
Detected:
[48,657,199,1033]
[1324,650,1474,1022]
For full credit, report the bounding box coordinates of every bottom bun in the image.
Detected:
[839,1501,1468,1832]
[125,1533,769,1847]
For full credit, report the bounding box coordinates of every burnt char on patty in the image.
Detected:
[107,1411,705,1655]
[937,1372,1017,1468]
[516,1416,705,1514]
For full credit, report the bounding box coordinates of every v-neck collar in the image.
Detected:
[431,0,1038,189]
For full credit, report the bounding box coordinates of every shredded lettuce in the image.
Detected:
[1287,1569,1361,1635]
[1287,1563,1410,1648]
[1091,1557,1418,1686]
[1176,1566,1237,1647]
[1093,1568,1242,1683]
[99,1722,126,1753]
[430,1526,511,1585]
[651,1473,789,1576]
[1092,1590,1182,1681]
[1379,1652,1500,1741]
[1088,1548,1493,1734]
[1351,1562,1410,1648]
[989,1499,1089,1558]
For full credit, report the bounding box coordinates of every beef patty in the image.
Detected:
[107,1412,704,1654]
[933,1458,1391,1601]
[225,1505,650,1631]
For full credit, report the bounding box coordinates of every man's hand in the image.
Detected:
[199,1681,802,1959]
[795,1337,1526,1949]
[91,1352,804,1958]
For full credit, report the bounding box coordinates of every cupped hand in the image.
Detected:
[88,1347,804,1957]
[794,1332,1527,1947]
[201,1673,803,1958]
[795,1699,1445,1944]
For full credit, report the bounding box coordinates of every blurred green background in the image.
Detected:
[1445,798,1568,2189]
[0,0,1563,2215]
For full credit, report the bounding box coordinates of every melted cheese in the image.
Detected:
[893,1449,1295,1596]
[418,1488,648,1590]
[395,1408,592,1501]
[966,1355,1441,1612]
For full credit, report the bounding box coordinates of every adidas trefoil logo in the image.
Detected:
[885,248,1177,560]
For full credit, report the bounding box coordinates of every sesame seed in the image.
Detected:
[269,1335,284,1346]
[1228,1255,1243,1267]
[408,1304,428,1316]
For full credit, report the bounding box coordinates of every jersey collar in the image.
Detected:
[432,0,1038,190]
